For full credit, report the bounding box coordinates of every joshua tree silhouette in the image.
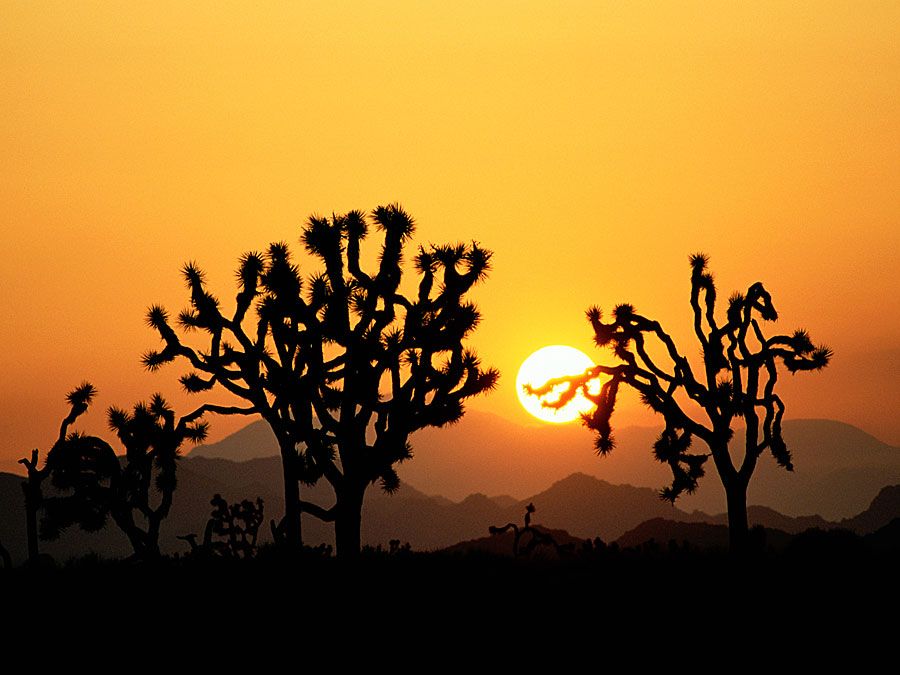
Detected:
[144,204,498,556]
[30,385,221,560]
[99,395,212,558]
[489,503,572,558]
[179,494,265,559]
[19,382,97,564]
[525,254,831,552]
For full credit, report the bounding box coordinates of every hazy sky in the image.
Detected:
[1,2,898,473]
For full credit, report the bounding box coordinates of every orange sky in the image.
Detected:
[1,2,898,474]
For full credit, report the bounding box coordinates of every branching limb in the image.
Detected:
[299,500,337,522]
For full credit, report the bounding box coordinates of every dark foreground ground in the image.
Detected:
[3,534,898,650]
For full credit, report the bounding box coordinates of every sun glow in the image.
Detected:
[516,345,599,424]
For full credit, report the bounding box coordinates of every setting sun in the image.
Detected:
[516,345,599,424]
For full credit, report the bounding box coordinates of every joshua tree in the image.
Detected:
[19,383,96,564]
[101,395,214,558]
[179,494,265,559]
[36,386,227,560]
[144,204,498,556]
[489,503,572,558]
[526,254,831,552]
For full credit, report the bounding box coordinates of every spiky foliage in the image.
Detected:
[144,204,498,556]
[524,254,830,551]
[36,389,216,560]
[179,494,265,559]
[18,383,101,564]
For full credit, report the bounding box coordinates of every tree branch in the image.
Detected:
[299,500,336,522]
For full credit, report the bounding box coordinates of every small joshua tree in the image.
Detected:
[36,386,227,560]
[19,383,96,564]
[526,254,831,552]
[145,205,498,557]
[101,395,212,558]
[179,494,265,559]
[489,503,572,558]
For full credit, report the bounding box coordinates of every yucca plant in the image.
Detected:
[525,254,831,552]
[145,204,498,556]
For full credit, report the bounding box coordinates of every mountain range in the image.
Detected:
[1,452,898,566]
[191,412,900,520]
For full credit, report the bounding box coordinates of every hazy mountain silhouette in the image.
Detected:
[839,485,900,534]
[192,412,900,520]
[615,519,793,551]
[679,506,832,534]
[511,472,690,539]
[865,518,900,551]
[192,423,278,463]
[1,455,898,565]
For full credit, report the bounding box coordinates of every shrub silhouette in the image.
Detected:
[179,494,265,559]
[144,204,498,556]
[525,254,831,552]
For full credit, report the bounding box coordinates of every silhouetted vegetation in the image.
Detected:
[526,254,831,552]
[144,204,498,556]
[19,383,97,565]
[26,384,212,561]
[489,503,574,558]
[179,494,264,558]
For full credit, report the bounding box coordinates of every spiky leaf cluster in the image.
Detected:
[527,253,831,506]
[36,384,209,558]
[143,204,497,535]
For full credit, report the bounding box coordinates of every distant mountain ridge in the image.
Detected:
[1,453,898,566]
[191,412,900,519]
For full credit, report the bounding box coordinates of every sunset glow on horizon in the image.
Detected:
[1,2,898,475]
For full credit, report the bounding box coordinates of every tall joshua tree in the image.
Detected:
[526,254,831,552]
[145,204,498,556]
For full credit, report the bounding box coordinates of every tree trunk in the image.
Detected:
[725,478,750,554]
[111,509,157,561]
[334,485,365,559]
[144,517,163,560]
[21,481,39,564]
[280,449,303,552]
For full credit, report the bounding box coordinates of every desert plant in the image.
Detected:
[145,205,498,556]
[526,254,831,551]
[489,503,573,558]
[35,386,227,560]
[19,383,97,564]
[179,494,265,559]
